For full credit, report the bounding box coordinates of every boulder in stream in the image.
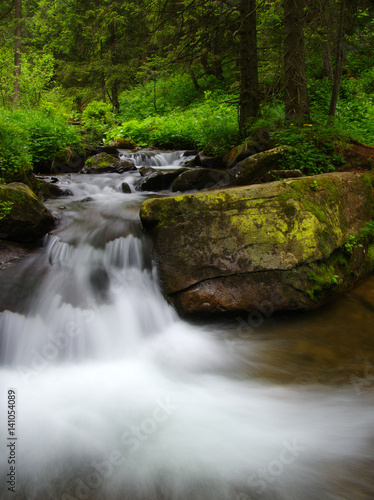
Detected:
[171,168,228,192]
[136,168,188,192]
[0,182,55,243]
[81,153,136,174]
[140,172,374,317]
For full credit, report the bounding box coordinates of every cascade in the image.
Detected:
[119,149,196,168]
[1,166,374,499]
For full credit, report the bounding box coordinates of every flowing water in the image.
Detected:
[1,152,374,500]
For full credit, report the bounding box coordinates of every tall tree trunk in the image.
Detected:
[239,0,259,138]
[283,0,310,124]
[111,80,120,113]
[322,40,334,81]
[153,77,157,114]
[318,0,334,81]
[190,70,200,91]
[328,0,346,123]
[13,0,22,106]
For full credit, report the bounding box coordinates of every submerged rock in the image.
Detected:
[140,172,374,317]
[0,183,55,243]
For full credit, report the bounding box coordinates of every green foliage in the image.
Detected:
[333,78,374,145]
[344,221,374,254]
[118,73,227,121]
[273,124,346,175]
[0,111,32,183]
[81,101,117,143]
[25,110,82,166]
[0,108,81,180]
[0,201,14,219]
[0,47,54,107]
[307,76,374,146]
[106,95,238,155]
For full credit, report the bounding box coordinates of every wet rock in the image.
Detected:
[0,240,36,272]
[81,153,136,174]
[0,183,55,243]
[140,172,374,317]
[181,156,200,169]
[97,145,119,156]
[139,166,157,177]
[136,169,188,192]
[198,154,225,170]
[51,150,85,174]
[213,146,293,189]
[223,140,269,169]
[122,182,132,193]
[171,168,228,192]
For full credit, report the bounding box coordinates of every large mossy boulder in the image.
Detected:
[0,183,55,243]
[140,172,374,317]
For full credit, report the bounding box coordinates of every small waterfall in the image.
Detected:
[119,149,196,168]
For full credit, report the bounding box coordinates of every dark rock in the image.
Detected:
[0,239,36,272]
[81,153,136,174]
[117,162,137,173]
[183,150,199,157]
[198,154,225,170]
[0,183,55,243]
[122,182,132,194]
[140,172,374,317]
[52,150,85,174]
[213,146,293,189]
[136,169,188,192]
[139,166,157,177]
[181,156,200,169]
[35,179,66,200]
[171,168,228,192]
[97,145,119,156]
[224,140,267,169]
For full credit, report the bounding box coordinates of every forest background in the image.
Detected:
[1,0,374,185]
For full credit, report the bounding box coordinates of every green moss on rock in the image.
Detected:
[0,182,55,242]
[141,172,374,316]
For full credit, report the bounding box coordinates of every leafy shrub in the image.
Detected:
[106,97,238,155]
[0,109,81,180]
[0,47,54,108]
[0,111,32,183]
[273,124,345,175]
[25,111,82,166]
[81,100,117,143]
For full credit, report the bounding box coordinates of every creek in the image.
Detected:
[0,151,374,500]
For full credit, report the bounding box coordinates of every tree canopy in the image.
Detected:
[1,0,374,135]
